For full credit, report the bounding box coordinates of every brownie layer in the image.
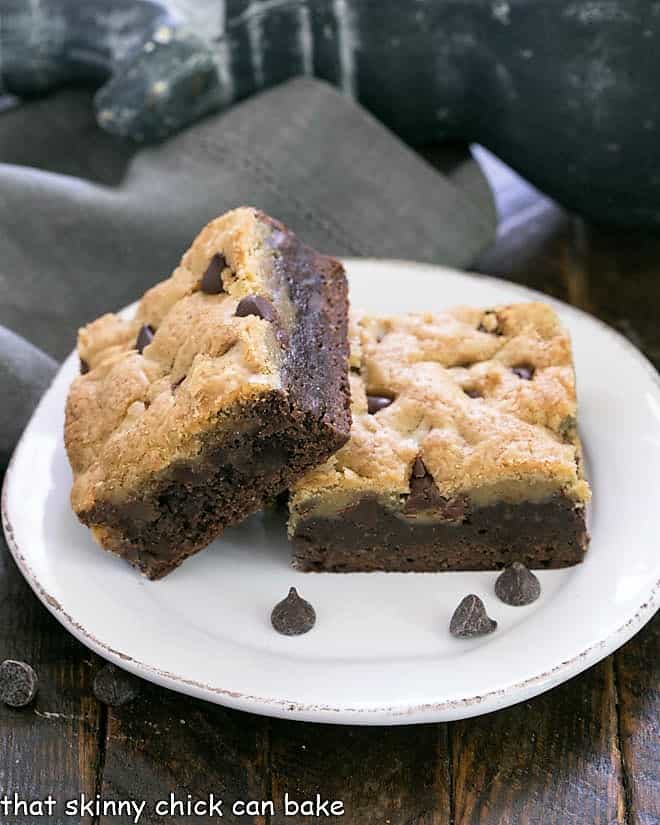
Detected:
[266,214,350,443]
[83,392,343,579]
[291,495,588,572]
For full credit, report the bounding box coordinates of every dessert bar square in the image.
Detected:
[65,207,351,578]
[289,303,590,572]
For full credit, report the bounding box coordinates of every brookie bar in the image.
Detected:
[289,303,590,572]
[65,207,351,578]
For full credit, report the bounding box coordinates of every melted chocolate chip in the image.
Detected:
[136,324,154,354]
[558,415,577,443]
[235,295,276,321]
[367,395,393,414]
[93,664,141,707]
[0,660,38,708]
[495,562,541,606]
[512,364,535,380]
[201,253,227,294]
[464,387,482,398]
[80,358,90,375]
[412,456,427,478]
[406,459,445,513]
[271,587,316,636]
[449,595,497,638]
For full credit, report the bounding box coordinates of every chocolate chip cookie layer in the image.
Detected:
[289,303,590,572]
[65,207,351,578]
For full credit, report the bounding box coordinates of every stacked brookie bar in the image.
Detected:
[65,208,590,579]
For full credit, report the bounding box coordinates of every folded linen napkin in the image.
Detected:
[0,76,496,469]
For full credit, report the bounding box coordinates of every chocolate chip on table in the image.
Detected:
[271,587,316,636]
[449,595,497,638]
[80,358,90,375]
[201,253,227,294]
[0,660,38,708]
[235,295,276,322]
[512,364,535,380]
[495,562,541,606]
[367,395,393,414]
[93,663,141,707]
[136,324,155,354]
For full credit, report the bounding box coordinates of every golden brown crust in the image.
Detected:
[290,303,591,526]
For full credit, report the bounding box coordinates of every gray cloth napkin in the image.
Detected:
[0,76,496,468]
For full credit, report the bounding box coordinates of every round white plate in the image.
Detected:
[3,260,659,725]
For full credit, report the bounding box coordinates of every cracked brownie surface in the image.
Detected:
[289,302,590,572]
[65,207,351,578]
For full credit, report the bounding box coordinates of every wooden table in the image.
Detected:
[0,149,657,825]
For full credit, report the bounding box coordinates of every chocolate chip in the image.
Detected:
[495,562,541,606]
[0,660,38,707]
[558,415,577,442]
[464,387,482,398]
[367,395,393,414]
[172,375,186,391]
[201,253,227,294]
[235,295,276,322]
[80,358,90,375]
[136,324,154,354]
[449,595,497,638]
[512,364,535,380]
[406,461,445,514]
[412,456,427,478]
[271,587,316,636]
[93,664,141,707]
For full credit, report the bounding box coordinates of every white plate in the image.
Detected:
[3,260,659,725]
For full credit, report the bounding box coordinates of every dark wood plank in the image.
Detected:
[268,719,451,825]
[451,660,625,825]
[614,616,660,825]
[0,534,102,824]
[98,685,271,824]
[574,223,660,370]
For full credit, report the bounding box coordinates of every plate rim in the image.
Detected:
[2,259,659,725]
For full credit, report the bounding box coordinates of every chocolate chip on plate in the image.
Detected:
[449,595,497,638]
[512,364,535,380]
[495,562,541,606]
[93,663,141,707]
[0,660,38,707]
[136,324,155,354]
[235,294,276,322]
[80,358,90,375]
[201,253,227,294]
[271,587,316,636]
[367,395,393,414]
